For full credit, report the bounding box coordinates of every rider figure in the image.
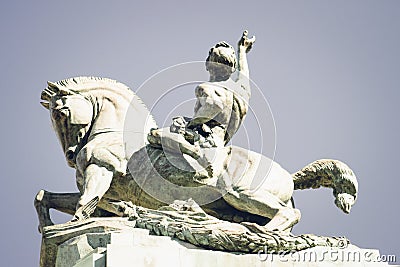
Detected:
[148,31,255,177]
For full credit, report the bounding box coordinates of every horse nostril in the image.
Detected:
[66,150,75,161]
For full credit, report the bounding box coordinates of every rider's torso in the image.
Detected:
[195,80,249,144]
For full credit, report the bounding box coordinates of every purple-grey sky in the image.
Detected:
[0,1,399,265]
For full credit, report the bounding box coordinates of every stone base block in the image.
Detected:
[39,218,395,267]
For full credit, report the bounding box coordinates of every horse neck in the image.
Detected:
[87,92,157,156]
[90,95,128,134]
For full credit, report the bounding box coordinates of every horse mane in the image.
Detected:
[48,76,147,110]
[54,76,132,94]
[42,76,157,128]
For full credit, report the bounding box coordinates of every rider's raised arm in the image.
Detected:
[236,30,255,82]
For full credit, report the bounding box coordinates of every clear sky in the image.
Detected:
[0,1,399,265]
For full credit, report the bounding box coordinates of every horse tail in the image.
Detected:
[292,159,358,214]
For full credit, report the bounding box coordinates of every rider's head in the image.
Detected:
[206,42,236,81]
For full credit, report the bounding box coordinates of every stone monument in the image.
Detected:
[35,31,390,266]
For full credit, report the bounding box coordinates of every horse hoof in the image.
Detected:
[34,189,45,206]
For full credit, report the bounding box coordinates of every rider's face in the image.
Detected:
[207,47,236,79]
[207,62,234,79]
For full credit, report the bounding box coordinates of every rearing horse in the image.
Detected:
[36,77,157,226]
[35,76,358,233]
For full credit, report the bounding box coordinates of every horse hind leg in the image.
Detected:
[221,183,301,232]
[227,197,300,232]
[34,190,80,233]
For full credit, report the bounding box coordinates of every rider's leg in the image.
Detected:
[149,128,234,179]
[148,128,202,160]
[198,146,231,178]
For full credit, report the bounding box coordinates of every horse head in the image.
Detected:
[41,81,93,168]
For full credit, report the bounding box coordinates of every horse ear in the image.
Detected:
[58,88,75,96]
[47,81,75,96]
[41,88,54,101]
[47,81,59,92]
[41,84,56,109]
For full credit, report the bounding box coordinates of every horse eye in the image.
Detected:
[51,109,61,120]
[51,107,69,120]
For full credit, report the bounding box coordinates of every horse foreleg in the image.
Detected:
[34,190,80,233]
[74,164,113,221]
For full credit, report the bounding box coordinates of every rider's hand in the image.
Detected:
[238,30,256,53]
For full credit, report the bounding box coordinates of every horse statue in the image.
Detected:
[35,76,358,235]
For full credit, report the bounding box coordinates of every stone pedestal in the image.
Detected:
[40,218,395,267]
